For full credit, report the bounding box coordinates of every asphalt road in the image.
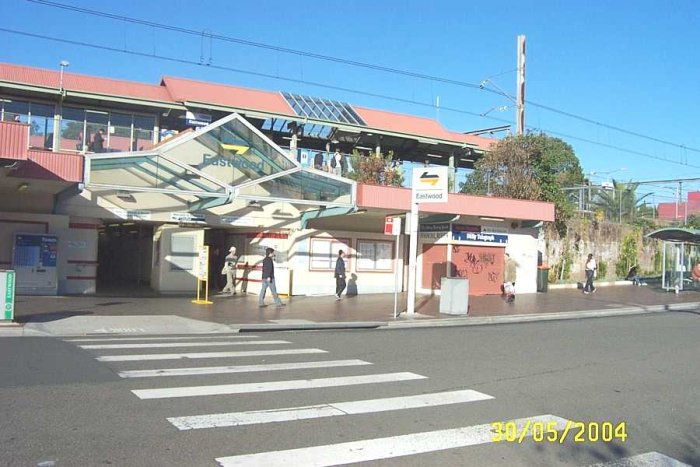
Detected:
[1,312,698,466]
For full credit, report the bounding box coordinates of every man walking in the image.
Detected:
[583,253,597,294]
[221,246,239,295]
[259,247,284,307]
[334,250,347,300]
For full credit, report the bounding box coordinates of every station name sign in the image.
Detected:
[411,167,448,204]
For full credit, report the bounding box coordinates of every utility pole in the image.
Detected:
[516,35,526,135]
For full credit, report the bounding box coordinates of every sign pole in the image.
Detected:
[408,166,449,317]
[406,202,419,315]
[192,245,213,305]
[392,218,402,319]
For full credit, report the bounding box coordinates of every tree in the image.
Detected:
[461,133,584,232]
[460,134,542,200]
[592,180,650,223]
[348,150,404,187]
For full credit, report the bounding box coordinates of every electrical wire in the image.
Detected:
[26,0,700,155]
[0,26,697,170]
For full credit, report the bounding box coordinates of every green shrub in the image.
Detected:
[616,233,638,277]
[598,260,608,279]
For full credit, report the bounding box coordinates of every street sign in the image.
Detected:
[384,216,402,236]
[411,167,449,204]
[0,270,15,321]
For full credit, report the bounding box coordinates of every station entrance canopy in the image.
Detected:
[85,113,355,213]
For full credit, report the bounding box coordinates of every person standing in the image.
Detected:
[583,253,597,294]
[334,250,347,300]
[259,247,284,307]
[331,149,343,176]
[221,246,239,295]
[503,252,517,303]
[92,128,105,153]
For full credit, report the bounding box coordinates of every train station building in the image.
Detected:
[0,62,553,298]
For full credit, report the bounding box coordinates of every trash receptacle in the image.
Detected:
[439,277,469,315]
[537,266,549,293]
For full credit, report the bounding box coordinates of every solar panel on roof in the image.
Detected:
[282,92,366,126]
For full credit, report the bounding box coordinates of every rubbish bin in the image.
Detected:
[0,270,16,322]
[439,277,469,315]
[537,266,549,293]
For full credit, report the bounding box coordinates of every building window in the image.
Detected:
[0,99,56,150]
[59,106,155,153]
[60,107,85,152]
[356,239,393,271]
[28,103,55,150]
[310,237,350,271]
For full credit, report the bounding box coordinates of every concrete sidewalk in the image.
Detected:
[4,281,700,336]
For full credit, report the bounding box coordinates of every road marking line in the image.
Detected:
[118,359,372,378]
[215,414,569,466]
[66,336,259,342]
[80,340,289,349]
[97,348,327,362]
[168,389,493,430]
[587,452,692,467]
[132,372,426,400]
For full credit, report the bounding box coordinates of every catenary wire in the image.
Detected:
[1,27,697,170]
[25,0,700,155]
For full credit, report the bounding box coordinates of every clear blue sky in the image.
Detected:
[3,0,700,203]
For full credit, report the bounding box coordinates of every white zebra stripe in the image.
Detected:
[80,340,288,349]
[118,359,372,378]
[132,372,426,399]
[168,389,493,430]
[97,348,327,362]
[587,452,692,467]
[65,335,258,342]
[215,415,570,466]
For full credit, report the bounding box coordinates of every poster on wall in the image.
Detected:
[12,233,58,295]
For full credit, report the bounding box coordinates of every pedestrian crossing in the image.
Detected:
[64,333,690,466]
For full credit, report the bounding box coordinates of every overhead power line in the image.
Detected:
[1,27,697,170]
[26,0,700,155]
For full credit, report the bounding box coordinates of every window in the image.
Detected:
[1,99,29,123]
[133,115,155,151]
[60,107,85,151]
[29,103,55,149]
[110,112,133,152]
[356,239,394,271]
[310,237,350,271]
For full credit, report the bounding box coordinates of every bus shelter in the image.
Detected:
[646,228,700,292]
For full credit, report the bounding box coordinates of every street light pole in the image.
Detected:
[59,60,70,95]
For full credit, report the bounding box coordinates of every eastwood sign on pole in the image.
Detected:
[407,167,449,315]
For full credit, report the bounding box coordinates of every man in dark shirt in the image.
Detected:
[259,247,284,307]
[334,250,346,300]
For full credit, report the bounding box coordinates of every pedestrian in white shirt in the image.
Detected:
[583,253,597,294]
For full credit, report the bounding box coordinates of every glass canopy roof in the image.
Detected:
[281,92,366,126]
[86,113,355,210]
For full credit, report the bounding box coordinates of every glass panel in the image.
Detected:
[60,107,85,151]
[238,169,352,205]
[109,113,132,152]
[133,115,155,151]
[28,103,55,150]
[89,154,226,194]
[86,110,109,153]
[282,92,366,126]
[2,100,29,123]
[173,117,297,186]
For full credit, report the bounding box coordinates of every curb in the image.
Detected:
[384,301,700,329]
[237,322,386,332]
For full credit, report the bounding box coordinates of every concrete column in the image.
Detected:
[448,155,455,192]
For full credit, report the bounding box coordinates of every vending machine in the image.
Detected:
[12,233,58,295]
